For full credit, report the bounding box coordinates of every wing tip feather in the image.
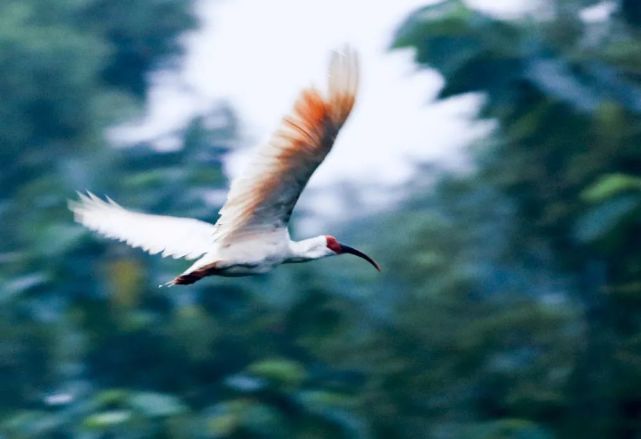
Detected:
[327,45,359,126]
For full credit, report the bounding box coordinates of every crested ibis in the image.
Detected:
[70,47,380,286]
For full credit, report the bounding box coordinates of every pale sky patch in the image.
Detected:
[108,0,533,225]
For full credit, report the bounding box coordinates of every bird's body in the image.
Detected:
[70,48,380,286]
[177,234,331,281]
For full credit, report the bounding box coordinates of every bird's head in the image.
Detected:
[324,235,381,271]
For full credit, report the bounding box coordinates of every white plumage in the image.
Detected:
[69,193,216,260]
[70,47,380,286]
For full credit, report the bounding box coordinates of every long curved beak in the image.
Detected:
[339,243,381,272]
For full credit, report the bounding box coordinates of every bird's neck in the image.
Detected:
[287,236,332,262]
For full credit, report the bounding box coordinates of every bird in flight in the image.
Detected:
[70,47,380,286]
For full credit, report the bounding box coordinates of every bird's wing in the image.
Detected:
[70,192,216,260]
[214,48,359,243]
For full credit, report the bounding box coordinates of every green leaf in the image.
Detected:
[129,392,187,417]
[247,358,306,388]
[84,410,131,429]
[582,173,641,203]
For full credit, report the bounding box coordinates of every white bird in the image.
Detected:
[70,47,380,286]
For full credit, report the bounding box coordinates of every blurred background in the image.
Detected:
[2,0,641,437]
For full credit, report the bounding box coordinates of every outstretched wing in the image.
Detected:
[70,192,216,260]
[214,47,359,243]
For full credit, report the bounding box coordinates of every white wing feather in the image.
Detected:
[70,192,216,260]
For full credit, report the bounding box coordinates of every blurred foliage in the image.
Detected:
[394,0,641,437]
[4,0,641,438]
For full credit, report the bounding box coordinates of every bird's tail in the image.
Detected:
[159,272,204,288]
[159,262,220,288]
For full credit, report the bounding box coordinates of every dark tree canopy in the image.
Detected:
[394,0,641,436]
[3,0,641,437]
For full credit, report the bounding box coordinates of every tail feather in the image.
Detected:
[159,262,220,287]
[160,272,203,288]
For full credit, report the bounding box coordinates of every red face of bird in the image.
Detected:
[325,235,381,272]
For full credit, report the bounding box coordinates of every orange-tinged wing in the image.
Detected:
[213,48,359,243]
